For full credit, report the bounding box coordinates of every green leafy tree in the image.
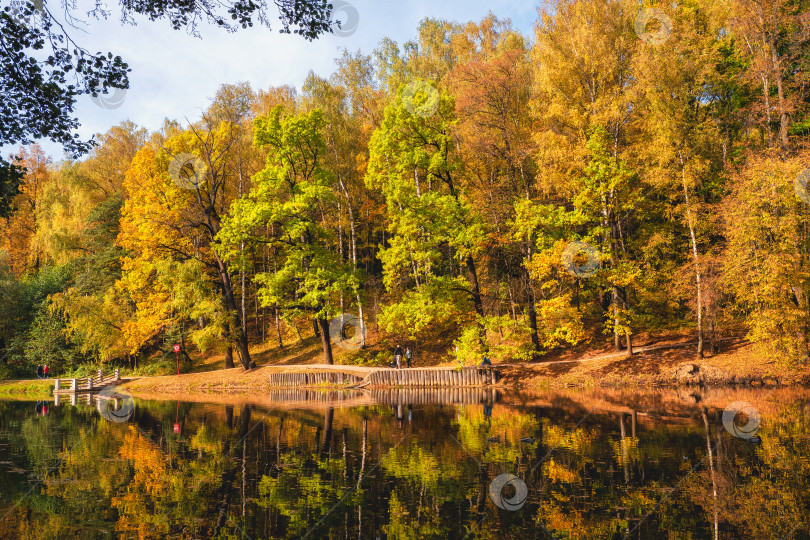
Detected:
[367,84,487,348]
[219,106,357,364]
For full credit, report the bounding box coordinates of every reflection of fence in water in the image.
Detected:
[365,367,498,387]
[55,392,127,411]
[370,387,498,406]
[260,387,498,406]
[264,388,368,402]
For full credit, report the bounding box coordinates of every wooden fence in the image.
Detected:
[266,367,498,389]
[53,368,121,395]
[266,372,364,387]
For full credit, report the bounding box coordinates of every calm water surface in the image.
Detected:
[1,387,809,539]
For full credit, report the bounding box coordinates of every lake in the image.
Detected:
[0,386,808,539]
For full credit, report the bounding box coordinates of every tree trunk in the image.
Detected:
[620,287,633,355]
[294,321,303,343]
[274,305,284,349]
[213,250,252,370]
[241,241,246,341]
[761,74,773,147]
[523,231,540,352]
[334,160,367,350]
[625,329,633,356]
[465,255,486,344]
[318,317,334,364]
[255,281,262,343]
[223,323,235,369]
[525,272,541,352]
[507,282,518,321]
[680,155,704,358]
[348,205,366,349]
[613,287,622,350]
[356,291,366,349]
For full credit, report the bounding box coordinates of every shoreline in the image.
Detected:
[1,374,806,402]
[32,385,810,424]
[10,379,808,429]
[3,337,809,400]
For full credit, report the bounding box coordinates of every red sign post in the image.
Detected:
[173,343,181,375]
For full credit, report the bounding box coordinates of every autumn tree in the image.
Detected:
[219,106,358,364]
[530,0,645,351]
[0,146,50,276]
[302,72,373,347]
[634,0,734,358]
[449,17,543,352]
[730,0,810,149]
[367,84,488,350]
[118,110,257,370]
[722,154,810,363]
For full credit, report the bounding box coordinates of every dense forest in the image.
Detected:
[1,0,810,378]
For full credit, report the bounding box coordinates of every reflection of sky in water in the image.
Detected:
[0,389,809,538]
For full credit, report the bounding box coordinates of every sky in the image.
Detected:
[6,0,541,161]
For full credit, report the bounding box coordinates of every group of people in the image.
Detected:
[36,364,50,379]
[391,344,412,369]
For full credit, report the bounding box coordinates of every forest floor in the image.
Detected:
[498,335,810,389]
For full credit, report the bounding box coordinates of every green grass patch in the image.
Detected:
[0,380,54,399]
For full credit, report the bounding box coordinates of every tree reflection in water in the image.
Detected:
[0,391,808,539]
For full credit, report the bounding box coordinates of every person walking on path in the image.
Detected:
[393,344,403,369]
[405,347,412,368]
[481,353,492,366]
[36,365,43,379]
[43,365,49,378]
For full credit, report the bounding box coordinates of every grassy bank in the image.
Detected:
[0,380,54,400]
